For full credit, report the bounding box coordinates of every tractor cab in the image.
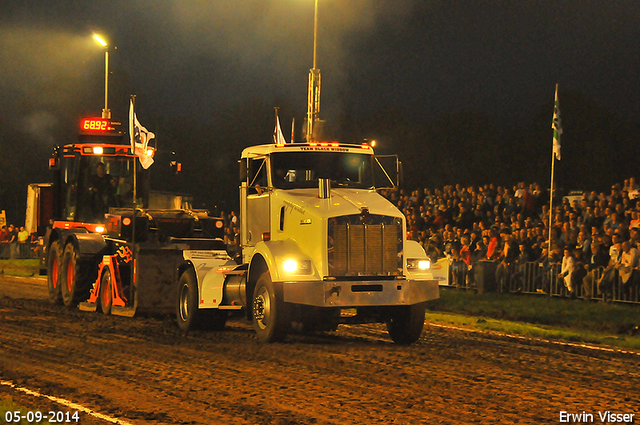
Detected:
[49,118,152,224]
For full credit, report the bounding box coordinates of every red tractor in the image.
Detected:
[39,117,225,316]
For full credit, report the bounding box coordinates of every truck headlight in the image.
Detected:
[407,258,430,271]
[282,259,312,274]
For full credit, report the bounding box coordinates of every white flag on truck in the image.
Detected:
[129,99,155,169]
[273,114,287,144]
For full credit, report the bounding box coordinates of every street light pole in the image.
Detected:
[306,0,321,142]
[93,34,111,119]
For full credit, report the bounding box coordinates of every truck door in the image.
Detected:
[245,157,270,246]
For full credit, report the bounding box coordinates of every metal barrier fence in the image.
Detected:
[0,242,40,260]
[445,260,640,305]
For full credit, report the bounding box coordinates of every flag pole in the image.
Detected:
[548,83,562,260]
[548,146,555,259]
[273,107,280,144]
[130,95,137,304]
[291,118,295,143]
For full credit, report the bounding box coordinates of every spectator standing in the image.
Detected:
[0,225,8,259]
[17,226,30,258]
[558,247,576,297]
[598,234,622,300]
[6,224,17,259]
[495,237,518,292]
[582,243,609,300]
[618,240,638,300]
[230,211,238,227]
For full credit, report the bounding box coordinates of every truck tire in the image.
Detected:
[46,240,63,304]
[385,302,426,345]
[176,269,200,332]
[176,269,229,332]
[60,243,94,307]
[252,272,287,343]
[99,268,113,315]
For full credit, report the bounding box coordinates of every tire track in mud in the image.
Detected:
[2,281,640,424]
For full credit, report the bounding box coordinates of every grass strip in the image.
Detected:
[427,288,640,350]
[0,259,40,277]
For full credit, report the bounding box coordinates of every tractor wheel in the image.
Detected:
[385,302,426,345]
[46,240,63,304]
[252,272,287,343]
[99,268,113,315]
[60,243,93,307]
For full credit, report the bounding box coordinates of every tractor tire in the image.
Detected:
[46,240,63,304]
[99,268,113,315]
[252,272,287,343]
[385,302,426,345]
[60,243,95,307]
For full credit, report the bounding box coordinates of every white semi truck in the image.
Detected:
[178,141,439,344]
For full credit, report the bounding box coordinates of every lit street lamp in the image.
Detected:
[93,34,110,119]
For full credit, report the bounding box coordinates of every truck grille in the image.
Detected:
[328,214,402,277]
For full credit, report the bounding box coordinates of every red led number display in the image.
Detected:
[81,118,110,131]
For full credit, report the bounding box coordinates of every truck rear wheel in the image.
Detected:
[99,269,113,315]
[177,269,199,332]
[60,243,93,307]
[46,240,63,304]
[385,302,426,345]
[176,269,229,332]
[252,272,287,343]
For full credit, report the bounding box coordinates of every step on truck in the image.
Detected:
[178,141,439,344]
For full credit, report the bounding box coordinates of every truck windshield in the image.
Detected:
[270,151,374,189]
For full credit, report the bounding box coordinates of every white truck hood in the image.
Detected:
[275,188,402,219]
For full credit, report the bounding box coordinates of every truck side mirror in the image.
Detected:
[374,154,400,190]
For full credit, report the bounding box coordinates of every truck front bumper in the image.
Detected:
[282,279,439,307]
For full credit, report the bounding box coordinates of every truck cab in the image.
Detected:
[233,142,439,343]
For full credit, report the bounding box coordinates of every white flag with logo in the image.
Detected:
[129,99,155,169]
[273,115,287,144]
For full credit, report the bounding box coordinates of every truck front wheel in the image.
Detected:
[252,272,287,343]
[385,302,426,345]
[46,240,63,304]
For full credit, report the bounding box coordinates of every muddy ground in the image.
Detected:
[0,274,639,425]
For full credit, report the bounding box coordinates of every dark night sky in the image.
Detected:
[1,1,640,222]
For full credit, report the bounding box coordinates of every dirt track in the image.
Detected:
[1,274,639,425]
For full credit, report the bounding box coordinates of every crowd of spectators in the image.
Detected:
[0,223,33,259]
[381,178,640,300]
[206,178,640,302]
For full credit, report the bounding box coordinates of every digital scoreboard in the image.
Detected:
[80,117,114,132]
